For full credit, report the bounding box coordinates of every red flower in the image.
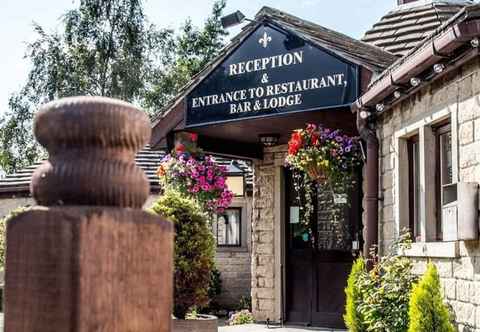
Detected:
[190,132,198,142]
[156,165,166,177]
[306,123,317,133]
[311,133,319,145]
[288,132,303,155]
[176,143,186,154]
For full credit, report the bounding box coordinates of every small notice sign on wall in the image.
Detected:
[290,206,300,224]
[333,194,348,204]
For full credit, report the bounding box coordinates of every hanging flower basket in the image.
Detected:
[305,162,327,183]
[285,124,363,224]
[285,124,361,182]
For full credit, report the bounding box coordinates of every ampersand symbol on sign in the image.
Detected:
[261,73,269,84]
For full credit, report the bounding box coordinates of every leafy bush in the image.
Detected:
[0,206,31,270]
[228,309,255,325]
[408,263,455,332]
[238,295,252,311]
[344,233,417,332]
[150,190,215,319]
[344,257,366,332]
[203,266,222,312]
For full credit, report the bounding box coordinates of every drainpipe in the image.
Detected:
[356,110,379,261]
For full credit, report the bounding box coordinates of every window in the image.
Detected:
[395,109,458,246]
[408,135,420,241]
[213,208,241,246]
[435,123,453,240]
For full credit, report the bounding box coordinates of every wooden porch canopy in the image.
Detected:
[151,7,397,159]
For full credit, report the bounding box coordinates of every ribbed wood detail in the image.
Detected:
[31,96,151,207]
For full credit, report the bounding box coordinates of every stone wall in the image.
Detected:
[377,57,480,331]
[410,245,480,331]
[215,250,251,308]
[214,197,252,309]
[251,146,286,322]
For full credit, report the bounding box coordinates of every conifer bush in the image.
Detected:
[150,190,215,319]
[344,257,366,332]
[343,233,416,332]
[408,262,455,332]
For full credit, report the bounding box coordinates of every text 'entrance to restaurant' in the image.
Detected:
[284,169,362,328]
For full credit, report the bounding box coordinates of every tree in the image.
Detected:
[408,263,455,332]
[0,0,227,173]
[143,0,227,111]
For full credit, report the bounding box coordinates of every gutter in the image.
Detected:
[353,16,480,112]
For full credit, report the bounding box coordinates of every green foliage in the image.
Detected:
[408,263,455,332]
[202,266,223,312]
[150,190,215,319]
[0,206,31,270]
[344,257,366,332]
[344,233,417,332]
[144,0,227,111]
[0,0,227,173]
[228,310,255,325]
[238,295,252,311]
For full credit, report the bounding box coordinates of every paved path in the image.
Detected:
[0,314,345,332]
[219,324,346,332]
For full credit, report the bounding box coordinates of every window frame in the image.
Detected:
[394,106,458,252]
[407,135,420,241]
[215,207,242,248]
[434,122,452,241]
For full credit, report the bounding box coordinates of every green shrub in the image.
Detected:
[238,295,252,311]
[150,190,215,319]
[344,233,417,332]
[0,206,31,270]
[408,263,455,332]
[203,266,222,312]
[228,309,255,325]
[344,257,366,332]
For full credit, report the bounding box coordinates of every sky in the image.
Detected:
[0,0,395,115]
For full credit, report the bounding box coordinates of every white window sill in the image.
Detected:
[401,241,459,258]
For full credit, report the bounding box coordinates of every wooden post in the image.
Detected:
[5,97,173,331]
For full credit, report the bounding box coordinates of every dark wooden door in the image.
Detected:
[285,169,361,328]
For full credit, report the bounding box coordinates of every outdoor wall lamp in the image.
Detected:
[393,90,403,99]
[225,163,245,197]
[359,110,371,120]
[471,38,479,48]
[410,77,421,87]
[259,134,280,147]
[221,10,255,29]
[375,103,385,112]
[433,63,446,74]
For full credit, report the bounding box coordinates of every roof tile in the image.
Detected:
[362,1,472,56]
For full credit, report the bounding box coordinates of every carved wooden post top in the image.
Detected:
[31,96,151,208]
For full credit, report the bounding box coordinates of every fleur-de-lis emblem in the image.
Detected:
[258,32,272,48]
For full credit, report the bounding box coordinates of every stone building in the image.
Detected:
[151,0,480,329]
[3,0,480,329]
[355,2,480,330]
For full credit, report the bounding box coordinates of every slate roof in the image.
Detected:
[0,146,253,197]
[362,0,473,57]
[152,6,397,128]
[256,7,398,72]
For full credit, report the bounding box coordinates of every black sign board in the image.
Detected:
[186,23,359,127]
